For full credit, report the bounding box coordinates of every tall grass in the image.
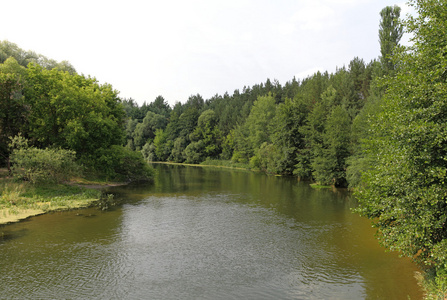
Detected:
[0,181,27,207]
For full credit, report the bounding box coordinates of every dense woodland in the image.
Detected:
[0,42,152,181]
[0,0,446,296]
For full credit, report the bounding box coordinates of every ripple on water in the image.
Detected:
[0,182,421,299]
[86,194,367,299]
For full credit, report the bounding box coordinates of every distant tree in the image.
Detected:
[122,98,144,119]
[148,95,171,118]
[379,5,403,73]
[170,137,186,163]
[184,140,205,164]
[0,40,76,73]
[231,124,251,163]
[319,106,351,187]
[178,107,200,142]
[153,129,170,161]
[191,109,221,158]
[132,111,167,149]
[246,94,276,151]
[185,94,204,110]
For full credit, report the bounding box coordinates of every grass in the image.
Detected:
[310,183,332,189]
[151,159,252,171]
[0,177,102,225]
[199,158,251,170]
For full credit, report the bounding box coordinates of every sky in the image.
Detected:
[2,0,411,106]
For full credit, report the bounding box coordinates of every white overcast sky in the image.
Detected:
[2,0,411,106]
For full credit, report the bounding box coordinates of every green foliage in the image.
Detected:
[231,125,251,163]
[178,107,200,142]
[141,142,156,162]
[0,40,76,73]
[356,0,447,277]
[132,111,167,149]
[153,129,170,161]
[184,140,205,164]
[23,64,125,157]
[379,5,403,73]
[246,94,276,150]
[86,145,154,181]
[0,58,27,167]
[272,97,309,175]
[10,136,80,184]
[416,264,447,300]
[250,142,280,174]
[190,109,221,159]
[170,137,186,163]
[322,106,351,187]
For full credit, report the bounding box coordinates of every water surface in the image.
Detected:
[0,164,422,299]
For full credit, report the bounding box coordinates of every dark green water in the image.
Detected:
[0,164,423,299]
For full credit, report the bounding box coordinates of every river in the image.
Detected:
[0,164,423,299]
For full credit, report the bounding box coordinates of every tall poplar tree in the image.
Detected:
[379,5,404,73]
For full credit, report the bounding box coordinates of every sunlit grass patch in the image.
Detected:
[0,179,101,224]
[310,183,332,189]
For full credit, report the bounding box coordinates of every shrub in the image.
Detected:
[85,145,154,181]
[10,147,81,184]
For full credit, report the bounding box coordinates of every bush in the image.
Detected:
[85,145,154,181]
[11,147,81,184]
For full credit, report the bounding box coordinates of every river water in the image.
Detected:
[0,164,422,299]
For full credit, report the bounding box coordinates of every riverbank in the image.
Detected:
[0,173,125,225]
[151,159,252,172]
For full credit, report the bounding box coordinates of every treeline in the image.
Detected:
[122,30,389,189]
[123,60,377,188]
[119,5,405,188]
[0,41,153,182]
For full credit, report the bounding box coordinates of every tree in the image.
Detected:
[272,97,309,175]
[357,1,447,295]
[23,64,125,165]
[246,94,276,151]
[132,111,167,149]
[0,58,27,169]
[153,129,170,161]
[379,5,403,73]
[192,109,221,159]
[0,40,76,73]
[184,140,205,164]
[170,137,186,163]
[319,106,351,187]
[178,107,200,142]
[148,95,171,118]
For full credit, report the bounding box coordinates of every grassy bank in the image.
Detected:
[0,179,103,225]
[152,159,251,171]
[150,160,253,172]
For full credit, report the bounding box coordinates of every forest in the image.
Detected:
[0,0,446,297]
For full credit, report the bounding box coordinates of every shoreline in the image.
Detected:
[0,182,126,226]
[0,198,99,225]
